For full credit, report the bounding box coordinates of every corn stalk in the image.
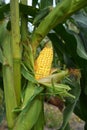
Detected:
[10,0,44,130]
[2,1,21,129]
[10,0,21,105]
[31,0,87,55]
[2,27,17,130]
[20,0,28,41]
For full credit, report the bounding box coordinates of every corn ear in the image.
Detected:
[35,41,53,80]
[13,97,42,130]
[13,83,43,130]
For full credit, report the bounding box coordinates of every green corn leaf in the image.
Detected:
[58,78,81,130]
[74,34,87,60]
[0,20,7,44]
[60,123,71,130]
[22,42,34,72]
[26,86,44,108]
[21,63,37,84]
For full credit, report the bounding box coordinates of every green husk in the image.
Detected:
[13,84,44,130]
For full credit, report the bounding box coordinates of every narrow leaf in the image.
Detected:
[58,78,81,130]
[74,34,87,60]
[21,63,37,83]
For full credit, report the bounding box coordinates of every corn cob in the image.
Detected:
[35,41,53,80]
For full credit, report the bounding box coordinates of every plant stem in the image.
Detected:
[31,0,87,55]
[10,0,21,105]
[2,30,17,129]
[20,0,35,72]
[20,0,28,41]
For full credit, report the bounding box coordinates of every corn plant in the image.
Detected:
[0,0,87,130]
